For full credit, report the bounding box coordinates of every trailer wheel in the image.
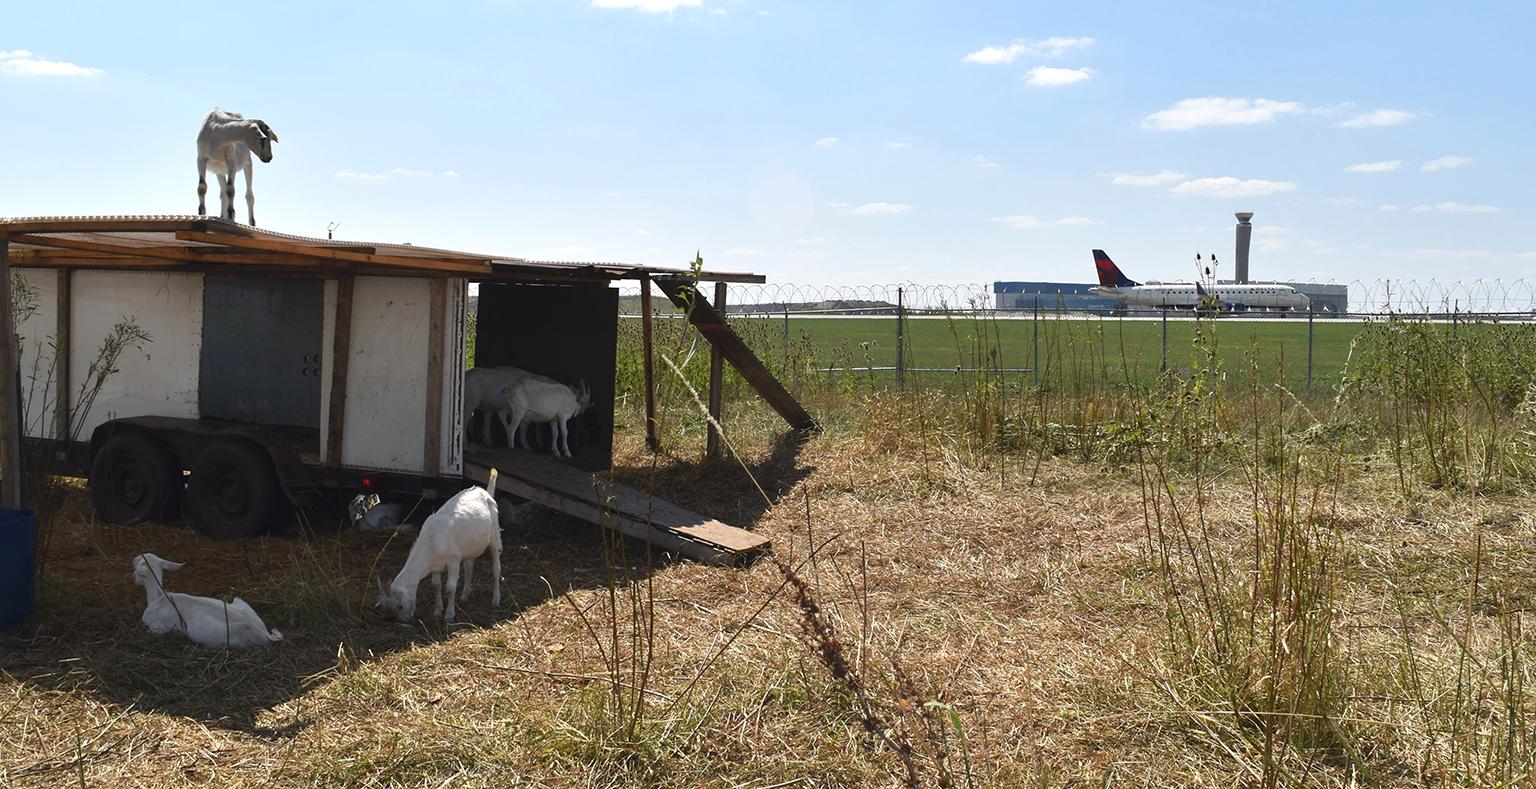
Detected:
[90,433,178,525]
[188,442,279,539]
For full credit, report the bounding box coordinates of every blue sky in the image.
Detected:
[3,0,1533,286]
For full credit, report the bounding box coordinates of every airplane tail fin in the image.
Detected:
[1092,249,1138,288]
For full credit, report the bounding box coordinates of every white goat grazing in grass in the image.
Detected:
[378,469,502,622]
[503,378,592,459]
[196,108,278,226]
[132,553,283,648]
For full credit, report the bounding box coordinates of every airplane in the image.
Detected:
[1089,249,1310,312]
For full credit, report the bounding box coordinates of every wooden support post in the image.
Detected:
[55,270,72,444]
[422,278,447,493]
[705,281,727,459]
[0,241,21,507]
[324,275,354,478]
[640,275,659,452]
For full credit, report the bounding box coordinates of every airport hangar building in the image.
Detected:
[992,281,1350,315]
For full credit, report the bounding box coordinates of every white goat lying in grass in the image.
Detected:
[378,469,502,622]
[132,553,283,648]
[503,378,592,459]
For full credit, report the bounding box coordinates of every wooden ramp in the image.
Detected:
[653,277,819,434]
[464,447,770,565]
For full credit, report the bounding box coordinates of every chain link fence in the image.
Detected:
[615,280,1536,398]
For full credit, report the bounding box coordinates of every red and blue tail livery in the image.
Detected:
[1092,249,1138,288]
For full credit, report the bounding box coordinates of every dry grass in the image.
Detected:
[1,398,1533,786]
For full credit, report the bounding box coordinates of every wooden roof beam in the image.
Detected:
[0,231,307,267]
[174,230,491,275]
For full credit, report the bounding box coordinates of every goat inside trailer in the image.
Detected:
[0,215,792,562]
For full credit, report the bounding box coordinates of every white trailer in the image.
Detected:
[0,216,811,563]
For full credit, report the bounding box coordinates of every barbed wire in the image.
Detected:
[614,280,1536,318]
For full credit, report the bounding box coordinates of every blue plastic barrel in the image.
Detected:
[0,507,37,627]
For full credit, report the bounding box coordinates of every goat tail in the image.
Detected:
[485,467,499,494]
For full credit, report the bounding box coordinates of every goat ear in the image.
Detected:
[159,558,185,572]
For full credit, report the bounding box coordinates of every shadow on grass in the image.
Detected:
[0,429,809,734]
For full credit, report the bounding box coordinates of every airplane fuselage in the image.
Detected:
[1091,283,1310,310]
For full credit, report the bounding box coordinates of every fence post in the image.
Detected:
[1160,307,1168,373]
[705,282,727,460]
[896,287,906,390]
[1032,296,1040,386]
[1306,302,1314,393]
[782,307,790,376]
[639,274,659,452]
[1452,300,1459,343]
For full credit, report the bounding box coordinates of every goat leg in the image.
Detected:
[443,561,460,621]
[196,157,208,215]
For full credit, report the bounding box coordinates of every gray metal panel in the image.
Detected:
[199,276,323,428]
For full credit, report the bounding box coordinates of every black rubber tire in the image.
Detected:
[187,442,279,539]
[89,432,178,525]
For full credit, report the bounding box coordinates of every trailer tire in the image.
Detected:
[188,442,279,539]
[90,433,179,525]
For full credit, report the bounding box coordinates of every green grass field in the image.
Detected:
[718,314,1370,391]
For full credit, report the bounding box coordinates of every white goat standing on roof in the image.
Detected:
[196,108,278,226]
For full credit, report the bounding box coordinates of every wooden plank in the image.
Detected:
[706,281,727,458]
[422,278,447,484]
[324,275,354,473]
[655,277,817,434]
[0,232,294,267]
[175,231,491,275]
[0,241,20,506]
[640,274,658,452]
[0,218,213,234]
[468,461,733,565]
[464,448,770,559]
[54,269,71,442]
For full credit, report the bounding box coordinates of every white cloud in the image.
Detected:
[849,202,913,215]
[1409,201,1501,214]
[0,49,103,77]
[1023,66,1092,87]
[966,154,1001,169]
[1109,169,1187,186]
[707,7,725,14]
[1421,155,1473,172]
[1379,204,1401,212]
[886,141,912,150]
[441,170,460,177]
[1337,109,1416,128]
[1141,97,1304,131]
[757,9,769,15]
[1343,160,1402,173]
[335,167,435,181]
[1170,177,1297,197]
[963,36,1094,64]
[589,0,701,12]
[814,136,839,148]
[990,215,1102,229]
